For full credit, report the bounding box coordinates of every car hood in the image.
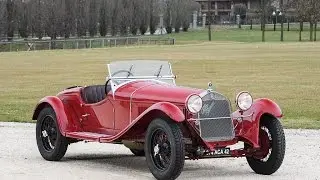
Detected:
[128,81,204,104]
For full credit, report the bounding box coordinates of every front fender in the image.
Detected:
[232,98,282,148]
[142,102,185,123]
[110,102,185,141]
[32,96,70,135]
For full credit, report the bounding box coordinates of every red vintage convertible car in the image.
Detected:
[33,60,285,180]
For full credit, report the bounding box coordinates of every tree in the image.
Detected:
[76,0,87,37]
[0,1,7,38]
[119,0,130,36]
[164,0,173,33]
[88,0,98,37]
[99,0,107,36]
[110,0,121,36]
[43,0,64,40]
[292,0,320,41]
[17,0,30,38]
[30,0,45,39]
[149,0,158,35]
[63,0,76,38]
[6,0,16,41]
[139,0,149,35]
[181,0,199,32]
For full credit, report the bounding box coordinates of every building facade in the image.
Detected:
[195,0,260,23]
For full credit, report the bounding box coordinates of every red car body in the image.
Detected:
[33,60,286,179]
[32,77,282,157]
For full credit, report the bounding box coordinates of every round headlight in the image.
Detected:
[186,94,203,114]
[236,91,253,111]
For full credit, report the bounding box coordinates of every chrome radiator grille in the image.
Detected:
[197,92,235,142]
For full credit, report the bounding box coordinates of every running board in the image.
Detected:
[65,132,112,142]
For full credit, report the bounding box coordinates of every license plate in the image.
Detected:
[213,147,231,156]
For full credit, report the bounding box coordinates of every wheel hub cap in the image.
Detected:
[154,144,160,156]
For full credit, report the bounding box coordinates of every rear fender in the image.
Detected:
[119,102,185,139]
[32,96,74,135]
[233,98,282,148]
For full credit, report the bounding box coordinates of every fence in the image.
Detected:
[0,37,175,52]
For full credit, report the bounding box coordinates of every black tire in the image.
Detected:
[145,118,185,180]
[36,107,68,161]
[246,116,286,175]
[130,149,145,156]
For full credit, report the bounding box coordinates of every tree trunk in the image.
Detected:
[261,0,265,42]
[310,22,313,41]
[299,21,302,41]
[6,0,14,41]
[280,0,283,41]
[314,22,317,41]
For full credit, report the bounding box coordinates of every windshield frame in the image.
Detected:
[106,60,176,94]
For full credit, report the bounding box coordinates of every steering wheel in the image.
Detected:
[111,70,134,77]
[105,79,111,96]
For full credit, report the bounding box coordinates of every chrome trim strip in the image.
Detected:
[109,75,176,80]
[189,117,231,121]
[233,112,254,119]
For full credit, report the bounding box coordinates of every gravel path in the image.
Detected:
[0,122,319,180]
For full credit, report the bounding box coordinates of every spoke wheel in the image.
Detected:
[145,118,185,180]
[36,107,68,161]
[40,115,58,152]
[151,129,171,171]
[245,115,286,175]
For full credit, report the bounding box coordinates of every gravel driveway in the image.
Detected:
[0,122,319,180]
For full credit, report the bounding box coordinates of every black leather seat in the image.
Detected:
[81,85,111,104]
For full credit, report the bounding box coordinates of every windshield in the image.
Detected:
[107,60,176,86]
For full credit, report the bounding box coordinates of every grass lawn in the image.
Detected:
[0,41,319,129]
[164,28,317,43]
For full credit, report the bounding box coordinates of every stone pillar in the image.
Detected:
[247,0,251,9]
[193,11,198,29]
[202,14,206,28]
[215,1,218,16]
[159,14,164,34]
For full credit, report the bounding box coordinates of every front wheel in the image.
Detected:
[36,107,69,161]
[246,116,286,175]
[145,118,185,180]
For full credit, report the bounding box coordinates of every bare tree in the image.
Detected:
[88,0,98,37]
[0,1,7,38]
[29,0,45,39]
[181,0,199,32]
[6,0,16,41]
[292,0,320,41]
[129,0,140,35]
[164,0,173,33]
[63,0,76,38]
[119,0,130,36]
[99,0,107,36]
[139,0,149,35]
[110,0,121,36]
[17,0,30,38]
[149,0,158,35]
[76,0,87,37]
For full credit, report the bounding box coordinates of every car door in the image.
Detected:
[81,98,116,135]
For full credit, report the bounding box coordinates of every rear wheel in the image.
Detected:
[246,116,286,175]
[36,107,68,161]
[145,118,185,180]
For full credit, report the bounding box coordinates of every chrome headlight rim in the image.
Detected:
[186,94,203,114]
[236,91,253,111]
